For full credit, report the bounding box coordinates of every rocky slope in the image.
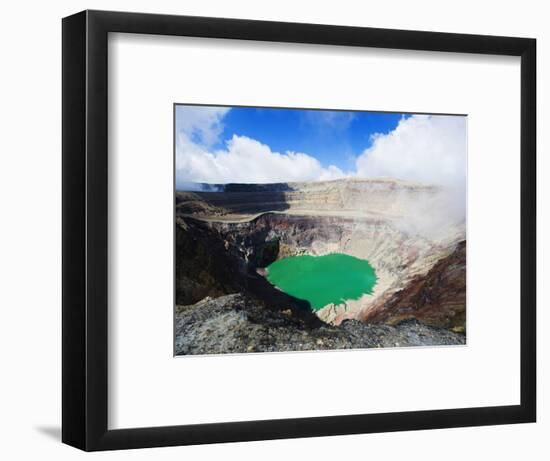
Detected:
[360,240,466,332]
[175,294,465,355]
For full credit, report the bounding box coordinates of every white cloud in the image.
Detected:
[355,114,466,189]
[175,105,230,147]
[354,114,467,231]
[175,133,345,186]
[175,105,346,186]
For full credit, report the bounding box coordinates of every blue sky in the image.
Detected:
[192,106,406,172]
[174,104,465,188]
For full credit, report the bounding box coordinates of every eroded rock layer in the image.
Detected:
[359,241,466,332]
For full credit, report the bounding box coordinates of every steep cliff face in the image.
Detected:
[175,178,466,341]
[175,217,242,305]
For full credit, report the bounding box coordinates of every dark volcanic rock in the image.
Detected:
[175,293,466,355]
[175,218,242,305]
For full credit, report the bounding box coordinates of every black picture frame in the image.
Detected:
[62,10,536,451]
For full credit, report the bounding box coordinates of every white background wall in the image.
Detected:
[0,0,546,459]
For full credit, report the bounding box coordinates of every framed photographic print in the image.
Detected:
[62,10,536,451]
[173,104,468,355]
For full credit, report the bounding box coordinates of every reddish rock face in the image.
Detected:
[361,240,466,332]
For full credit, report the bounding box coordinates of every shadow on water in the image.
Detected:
[245,270,324,328]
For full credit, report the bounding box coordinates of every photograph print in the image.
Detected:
[174,104,467,356]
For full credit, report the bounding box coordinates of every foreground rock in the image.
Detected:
[175,294,465,355]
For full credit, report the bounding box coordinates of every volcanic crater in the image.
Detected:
[175,178,466,355]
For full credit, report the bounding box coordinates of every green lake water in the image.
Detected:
[266,253,377,311]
